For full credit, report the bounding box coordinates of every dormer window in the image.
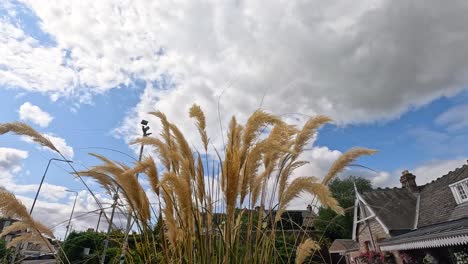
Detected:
[450,178,468,204]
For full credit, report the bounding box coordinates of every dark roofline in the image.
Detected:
[379,217,468,251]
[419,163,468,188]
[382,217,468,244]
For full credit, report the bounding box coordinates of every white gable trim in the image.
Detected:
[380,234,468,251]
[354,192,390,236]
[352,193,359,240]
[413,194,420,230]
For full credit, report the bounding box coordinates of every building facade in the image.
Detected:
[341,162,468,263]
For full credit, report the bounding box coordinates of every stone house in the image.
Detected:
[331,162,468,264]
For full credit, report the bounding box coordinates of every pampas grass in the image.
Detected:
[295,238,320,264]
[322,148,377,185]
[0,122,58,152]
[190,104,209,151]
[65,103,376,264]
[292,115,331,159]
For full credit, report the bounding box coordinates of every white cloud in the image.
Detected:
[372,159,467,188]
[0,0,467,125]
[0,147,28,171]
[0,19,75,98]
[435,104,468,131]
[18,102,54,127]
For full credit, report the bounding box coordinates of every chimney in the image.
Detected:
[400,170,418,192]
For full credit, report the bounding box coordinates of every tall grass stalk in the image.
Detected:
[76,104,376,263]
[1,106,375,263]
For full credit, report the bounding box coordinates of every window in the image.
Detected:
[450,179,468,204]
[364,241,371,252]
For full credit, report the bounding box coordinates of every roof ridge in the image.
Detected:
[420,163,468,188]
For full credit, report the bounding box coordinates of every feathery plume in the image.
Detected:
[295,238,320,264]
[0,122,58,152]
[149,111,174,151]
[161,172,192,227]
[196,154,205,203]
[0,222,29,237]
[277,160,309,201]
[0,189,30,220]
[189,104,209,150]
[131,137,171,171]
[74,170,117,194]
[223,117,242,215]
[239,143,263,204]
[162,185,178,248]
[276,177,342,222]
[240,110,280,162]
[119,166,151,224]
[322,148,377,185]
[292,116,332,160]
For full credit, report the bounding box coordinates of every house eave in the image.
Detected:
[380,234,468,251]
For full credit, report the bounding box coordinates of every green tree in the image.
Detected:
[315,176,372,239]
[0,240,6,259]
[60,230,120,264]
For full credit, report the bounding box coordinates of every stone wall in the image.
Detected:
[357,218,389,252]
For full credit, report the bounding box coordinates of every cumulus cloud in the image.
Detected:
[18,102,54,127]
[0,0,466,126]
[2,0,468,229]
[0,147,28,172]
[0,19,75,99]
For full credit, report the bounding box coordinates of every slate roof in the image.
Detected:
[449,202,468,221]
[417,164,468,227]
[380,217,468,247]
[359,163,468,232]
[329,239,359,253]
[361,187,417,231]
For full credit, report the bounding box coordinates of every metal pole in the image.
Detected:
[30,158,73,215]
[118,121,150,264]
[64,190,78,240]
[11,158,72,264]
[100,192,119,264]
[96,210,103,232]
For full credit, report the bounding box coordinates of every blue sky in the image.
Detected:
[1,0,468,237]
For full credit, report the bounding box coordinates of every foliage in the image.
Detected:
[315,176,372,239]
[423,253,437,264]
[358,251,397,264]
[60,231,120,264]
[0,239,6,259]
[453,248,468,264]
